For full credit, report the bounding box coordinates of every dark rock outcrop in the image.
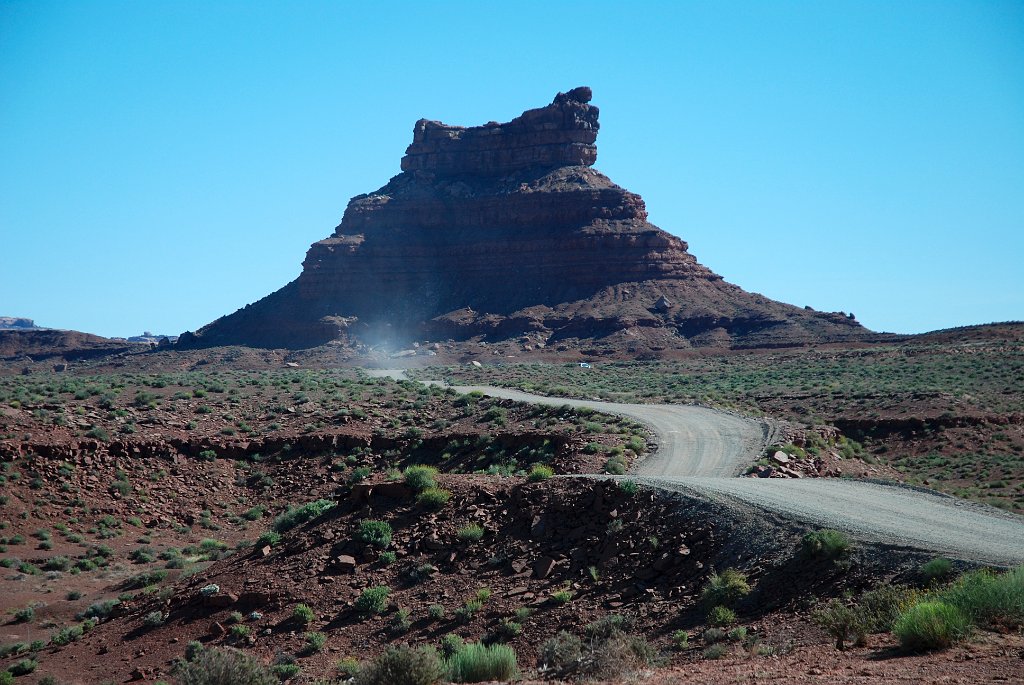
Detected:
[181,88,874,351]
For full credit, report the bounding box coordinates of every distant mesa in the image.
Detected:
[179,88,874,352]
[0,317,40,330]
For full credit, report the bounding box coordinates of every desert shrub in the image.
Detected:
[538,621,653,679]
[417,487,451,510]
[50,625,84,646]
[858,584,917,632]
[604,455,627,475]
[8,658,36,676]
[185,640,204,661]
[403,465,437,491]
[934,566,1024,627]
[143,610,165,628]
[618,479,639,496]
[172,647,278,685]
[920,557,954,585]
[707,605,736,627]
[702,643,729,660]
[80,598,120,619]
[701,569,751,606]
[129,547,156,564]
[440,634,465,659]
[269,664,300,679]
[893,601,971,651]
[85,426,109,441]
[447,643,518,683]
[457,524,485,542]
[550,589,572,605]
[538,631,582,674]
[671,630,689,649]
[812,599,866,650]
[13,606,34,623]
[292,603,315,626]
[229,624,250,640]
[0,672,11,685]
[336,657,360,679]
[584,613,635,641]
[355,586,390,615]
[0,643,28,658]
[428,604,445,620]
[587,634,657,679]
[272,499,334,533]
[241,505,265,521]
[702,627,726,643]
[527,464,553,482]
[255,531,281,548]
[390,608,412,634]
[124,569,168,589]
[379,551,397,565]
[359,645,445,685]
[801,529,851,560]
[357,520,393,548]
[303,631,327,654]
[455,600,482,623]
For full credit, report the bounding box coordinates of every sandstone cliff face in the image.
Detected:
[181,88,871,352]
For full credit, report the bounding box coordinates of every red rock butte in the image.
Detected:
[179,87,873,351]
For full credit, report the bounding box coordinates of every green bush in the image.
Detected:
[357,520,393,548]
[527,464,553,482]
[604,456,627,475]
[707,605,736,627]
[143,610,165,627]
[359,645,446,685]
[440,634,465,659]
[269,664,300,679]
[893,601,971,651]
[812,598,866,650]
[8,659,36,676]
[390,608,412,635]
[355,586,390,615]
[701,569,751,606]
[671,629,689,649]
[801,529,851,560]
[538,631,582,674]
[428,604,445,620]
[404,465,438,491]
[447,643,518,683]
[934,566,1024,627]
[124,569,168,589]
[271,499,335,533]
[50,624,84,646]
[292,603,315,626]
[0,671,11,685]
[703,643,728,660]
[457,524,485,542]
[303,631,327,654]
[255,531,281,548]
[920,558,954,585]
[858,584,917,632]
[618,480,639,496]
[13,606,34,623]
[417,487,451,510]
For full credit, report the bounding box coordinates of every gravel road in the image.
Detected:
[368,370,1024,565]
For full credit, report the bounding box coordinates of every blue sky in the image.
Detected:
[2,1,1022,337]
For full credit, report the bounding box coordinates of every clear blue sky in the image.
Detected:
[2,1,1022,337]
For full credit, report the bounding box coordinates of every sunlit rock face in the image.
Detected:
[180,88,870,351]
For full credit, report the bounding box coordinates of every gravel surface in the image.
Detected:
[373,371,1024,566]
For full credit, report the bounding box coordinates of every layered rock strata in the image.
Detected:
[181,88,871,351]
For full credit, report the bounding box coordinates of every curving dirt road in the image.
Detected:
[369,371,1024,565]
